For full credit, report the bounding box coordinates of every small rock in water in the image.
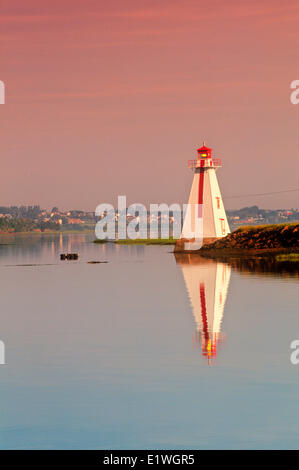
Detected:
[87,260,108,264]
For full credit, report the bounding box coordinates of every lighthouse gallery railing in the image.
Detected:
[188,159,222,169]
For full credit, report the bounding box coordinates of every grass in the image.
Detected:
[235,222,299,233]
[116,238,177,245]
[276,253,299,262]
[94,237,177,245]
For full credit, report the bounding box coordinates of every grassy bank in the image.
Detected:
[235,222,299,232]
[116,238,177,245]
[276,253,299,262]
[94,238,177,245]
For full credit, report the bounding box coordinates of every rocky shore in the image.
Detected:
[199,223,299,258]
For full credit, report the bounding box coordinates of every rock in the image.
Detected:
[199,223,299,252]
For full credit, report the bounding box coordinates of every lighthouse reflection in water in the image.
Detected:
[175,255,231,364]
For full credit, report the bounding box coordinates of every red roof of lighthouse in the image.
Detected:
[197,144,212,152]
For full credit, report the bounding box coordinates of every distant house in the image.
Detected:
[67,218,85,224]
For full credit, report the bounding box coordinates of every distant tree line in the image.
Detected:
[0,205,42,219]
[0,217,60,232]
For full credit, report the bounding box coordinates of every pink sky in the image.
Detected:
[1,0,299,210]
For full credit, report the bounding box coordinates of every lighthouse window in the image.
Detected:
[220,218,226,235]
[216,197,220,209]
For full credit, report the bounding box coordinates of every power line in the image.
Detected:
[223,188,299,199]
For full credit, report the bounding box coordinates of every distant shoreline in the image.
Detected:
[0,229,95,235]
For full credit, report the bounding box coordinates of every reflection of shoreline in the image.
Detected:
[175,253,299,279]
[0,233,92,262]
[0,233,146,264]
[175,254,231,364]
[229,257,299,280]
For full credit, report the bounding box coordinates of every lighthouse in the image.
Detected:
[177,143,230,251]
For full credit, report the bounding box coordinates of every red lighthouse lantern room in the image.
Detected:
[197,142,212,160]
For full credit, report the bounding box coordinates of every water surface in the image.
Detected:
[0,233,298,449]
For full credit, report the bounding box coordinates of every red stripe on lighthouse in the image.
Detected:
[198,160,205,217]
[198,160,205,204]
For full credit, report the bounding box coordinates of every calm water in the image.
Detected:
[0,233,299,449]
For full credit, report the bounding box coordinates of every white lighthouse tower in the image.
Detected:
[177,143,230,251]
